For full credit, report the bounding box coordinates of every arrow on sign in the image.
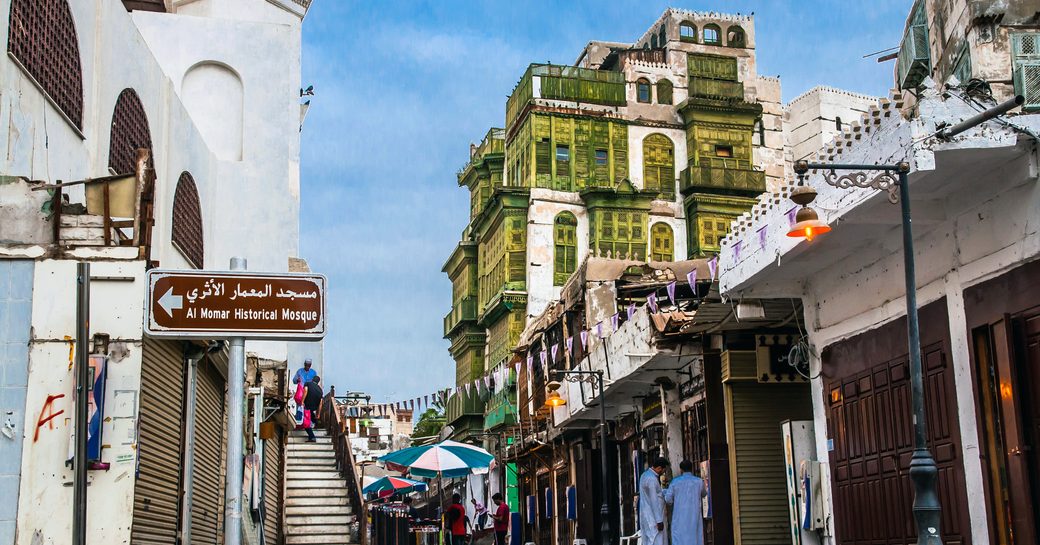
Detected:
[158,287,183,317]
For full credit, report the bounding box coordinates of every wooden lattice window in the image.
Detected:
[553,212,577,286]
[172,172,204,268]
[593,209,647,260]
[656,79,673,105]
[7,0,84,128]
[727,26,746,48]
[1012,33,1040,111]
[651,223,674,262]
[636,79,652,103]
[108,89,153,176]
[643,134,674,199]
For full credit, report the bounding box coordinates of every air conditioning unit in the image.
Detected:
[756,334,808,384]
[721,350,757,382]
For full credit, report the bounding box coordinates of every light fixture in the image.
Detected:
[544,380,566,408]
[786,185,831,241]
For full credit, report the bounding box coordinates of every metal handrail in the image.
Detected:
[321,390,367,544]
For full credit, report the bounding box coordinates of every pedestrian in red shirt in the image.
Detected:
[444,493,467,545]
[491,493,510,545]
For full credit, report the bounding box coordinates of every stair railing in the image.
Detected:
[321,388,368,545]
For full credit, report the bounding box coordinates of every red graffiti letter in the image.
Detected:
[33,394,66,442]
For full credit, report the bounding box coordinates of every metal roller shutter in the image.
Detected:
[725,383,812,545]
[190,358,226,544]
[132,339,186,545]
[263,426,284,544]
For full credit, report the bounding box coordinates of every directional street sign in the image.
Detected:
[145,269,326,339]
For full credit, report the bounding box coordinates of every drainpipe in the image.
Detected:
[181,340,223,544]
[73,263,89,545]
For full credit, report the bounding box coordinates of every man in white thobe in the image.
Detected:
[639,457,669,545]
[664,460,707,545]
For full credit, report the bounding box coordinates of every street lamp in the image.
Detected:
[543,370,612,545]
[791,159,941,542]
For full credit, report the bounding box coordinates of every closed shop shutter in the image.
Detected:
[190,358,226,544]
[263,425,284,545]
[726,383,812,545]
[132,339,186,544]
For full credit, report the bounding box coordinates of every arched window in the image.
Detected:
[636,78,652,103]
[835,116,843,131]
[183,62,244,161]
[172,172,204,268]
[658,26,666,47]
[643,134,674,199]
[553,212,578,285]
[703,24,721,45]
[651,223,674,262]
[651,35,658,49]
[680,22,696,42]
[727,26,746,47]
[657,79,673,105]
[7,0,84,128]
[108,88,153,176]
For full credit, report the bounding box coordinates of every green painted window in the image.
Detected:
[658,26,666,47]
[536,139,552,176]
[688,53,738,81]
[637,79,652,103]
[553,212,578,285]
[643,134,674,200]
[657,79,673,105]
[703,24,721,45]
[727,26,745,48]
[595,149,608,166]
[593,209,647,260]
[651,223,674,262]
[1012,33,1040,111]
[680,22,696,42]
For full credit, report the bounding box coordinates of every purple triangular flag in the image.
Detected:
[611,313,619,331]
[666,281,676,305]
[484,375,490,389]
[626,303,636,320]
[758,225,768,249]
[580,330,588,349]
[464,382,471,396]
[551,344,559,363]
[686,269,697,287]
[647,293,658,313]
[565,336,573,354]
[786,206,798,226]
[596,322,604,338]
[708,256,718,280]
[539,351,547,368]
[515,361,521,376]
[733,240,743,261]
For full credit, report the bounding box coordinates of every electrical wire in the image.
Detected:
[787,298,821,380]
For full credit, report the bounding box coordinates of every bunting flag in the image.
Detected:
[539,351,547,368]
[596,322,604,338]
[733,240,743,261]
[611,313,619,332]
[666,281,677,305]
[708,257,718,280]
[626,303,636,320]
[786,206,798,226]
[464,382,471,396]
[686,269,697,287]
[551,344,559,363]
[424,395,429,407]
[758,225,768,249]
[526,355,533,376]
[565,336,573,355]
[409,399,414,411]
[647,293,659,313]
[515,361,521,376]
[484,375,491,389]
[580,330,588,350]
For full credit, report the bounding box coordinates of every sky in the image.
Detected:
[297,1,912,405]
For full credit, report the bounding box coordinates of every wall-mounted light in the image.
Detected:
[544,381,566,408]
[786,185,831,241]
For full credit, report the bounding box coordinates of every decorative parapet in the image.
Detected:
[264,0,312,18]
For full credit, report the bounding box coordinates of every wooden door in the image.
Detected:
[1012,311,1040,539]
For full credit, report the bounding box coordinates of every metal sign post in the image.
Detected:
[143,259,326,545]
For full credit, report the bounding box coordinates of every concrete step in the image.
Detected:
[284,533,353,544]
[286,470,343,480]
[288,435,332,444]
[286,514,354,526]
[286,451,337,461]
[285,523,352,534]
[286,495,350,507]
[286,479,347,489]
[287,442,336,452]
[285,487,349,498]
[286,503,352,516]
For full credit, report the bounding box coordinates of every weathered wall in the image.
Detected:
[0,260,32,545]
[784,86,879,164]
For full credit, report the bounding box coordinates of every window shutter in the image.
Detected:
[1013,33,1040,111]
[536,140,552,176]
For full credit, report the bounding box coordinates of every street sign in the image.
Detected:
[145,269,326,339]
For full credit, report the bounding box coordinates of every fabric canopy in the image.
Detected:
[378,440,495,479]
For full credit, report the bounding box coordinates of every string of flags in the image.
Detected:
[367,257,732,417]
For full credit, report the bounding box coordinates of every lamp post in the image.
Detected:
[545,370,612,545]
[790,159,941,543]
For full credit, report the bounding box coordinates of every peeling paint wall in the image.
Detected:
[0,260,32,545]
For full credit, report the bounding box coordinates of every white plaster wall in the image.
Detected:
[170,0,304,26]
[627,124,687,196]
[527,190,589,319]
[16,259,145,545]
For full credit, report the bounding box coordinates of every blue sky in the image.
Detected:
[298,1,911,404]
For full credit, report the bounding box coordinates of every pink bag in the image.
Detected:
[303,409,312,429]
[294,382,304,404]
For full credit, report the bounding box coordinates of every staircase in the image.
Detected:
[285,428,357,544]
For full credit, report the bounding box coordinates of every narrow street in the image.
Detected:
[1,1,1039,545]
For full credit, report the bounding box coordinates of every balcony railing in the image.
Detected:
[443,296,477,337]
[688,77,744,100]
[680,163,766,195]
[507,63,626,126]
[445,392,486,425]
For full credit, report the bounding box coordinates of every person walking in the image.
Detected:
[444,493,467,545]
[490,493,510,545]
[292,358,316,425]
[664,460,707,545]
[302,375,323,442]
[639,457,669,545]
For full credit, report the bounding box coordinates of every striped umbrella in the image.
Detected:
[362,476,429,498]
[377,440,494,479]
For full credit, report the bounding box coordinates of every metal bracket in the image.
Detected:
[821,170,901,204]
